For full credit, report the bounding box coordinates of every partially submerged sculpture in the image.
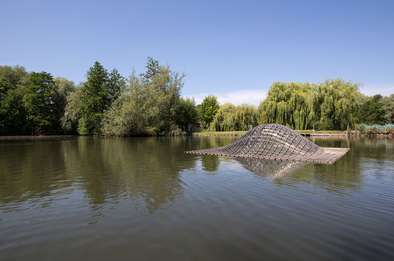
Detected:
[186,124,349,164]
[237,158,305,179]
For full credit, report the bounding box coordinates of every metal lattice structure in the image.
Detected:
[186,124,349,164]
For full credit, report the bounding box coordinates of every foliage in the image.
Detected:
[101,75,157,136]
[211,104,258,131]
[199,96,219,129]
[22,72,59,133]
[141,57,161,82]
[54,77,76,131]
[0,66,68,134]
[258,80,362,130]
[355,124,394,135]
[1,62,394,135]
[101,59,187,136]
[357,95,386,125]
[175,98,199,133]
[314,80,361,130]
[382,94,394,123]
[0,66,29,134]
[106,69,126,107]
[62,88,82,132]
[258,82,315,130]
[78,61,110,134]
[146,65,182,135]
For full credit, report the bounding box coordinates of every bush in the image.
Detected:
[355,124,394,134]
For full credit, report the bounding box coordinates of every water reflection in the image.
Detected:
[236,158,305,179]
[201,156,220,173]
[0,137,393,212]
[1,137,394,261]
[0,137,196,212]
[0,140,71,204]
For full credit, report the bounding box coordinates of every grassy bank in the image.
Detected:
[356,124,394,135]
[193,131,248,137]
[193,130,348,137]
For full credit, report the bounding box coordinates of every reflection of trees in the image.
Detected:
[268,139,378,190]
[191,136,235,174]
[285,138,394,190]
[191,136,235,151]
[66,137,197,211]
[0,139,71,204]
[237,138,394,191]
[1,137,393,210]
[0,137,197,212]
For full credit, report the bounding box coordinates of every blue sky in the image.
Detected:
[1,0,394,105]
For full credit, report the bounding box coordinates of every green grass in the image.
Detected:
[297,130,346,134]
[193,131,247,137]
[193,130,347,137]
[355,124,394,134]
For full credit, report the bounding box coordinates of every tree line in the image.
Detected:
[0,58,199,135]
[1,59,393,135]
[198,81,394,131]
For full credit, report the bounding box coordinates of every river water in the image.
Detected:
[0,136,393,260]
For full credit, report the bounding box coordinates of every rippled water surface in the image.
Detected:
[1,136,394,261]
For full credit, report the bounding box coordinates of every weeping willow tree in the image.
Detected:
[211,104,258,131]
[258,80,362,130]
[313,80,361,130]
[258,82,315,130]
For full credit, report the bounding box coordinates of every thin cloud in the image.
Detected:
[359,83,394,96]
[185,89,267,106]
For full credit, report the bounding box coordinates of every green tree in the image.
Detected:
[316,80,361,130]
[199,96,219,129]
[0,66,28,134]
[101,74,155,136]
[175,98,199,133]
[211,104,258,131]
[143,58,182,134]
[358,95,386,125]
[258,82,315,129]
[383,94,394,123]
[106,69,126,107]
[258,80,362,130]
[141,57,161,82]
[62,88,82,133]
[22,72,59,134]
[79,61,109,134]
[101,60,184,136]
[54,77,75,131]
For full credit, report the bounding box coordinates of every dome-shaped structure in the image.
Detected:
[186,124,349,164]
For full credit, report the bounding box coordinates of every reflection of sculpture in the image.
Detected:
[202,156,220,172]
[237,158,305,179]
[187,124,349,164]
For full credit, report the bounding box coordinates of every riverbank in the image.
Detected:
[193,130,349,137]
[0,135,76,141]
[1,129,392,139]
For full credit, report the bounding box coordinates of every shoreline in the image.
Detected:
[192,130,348,137]
[193,130,394,138]
[0,135,76,141]
[1,131,393,139]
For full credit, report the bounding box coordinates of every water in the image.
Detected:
[0,136,394,261]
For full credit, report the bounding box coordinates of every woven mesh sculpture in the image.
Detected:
[186,124,349,164]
